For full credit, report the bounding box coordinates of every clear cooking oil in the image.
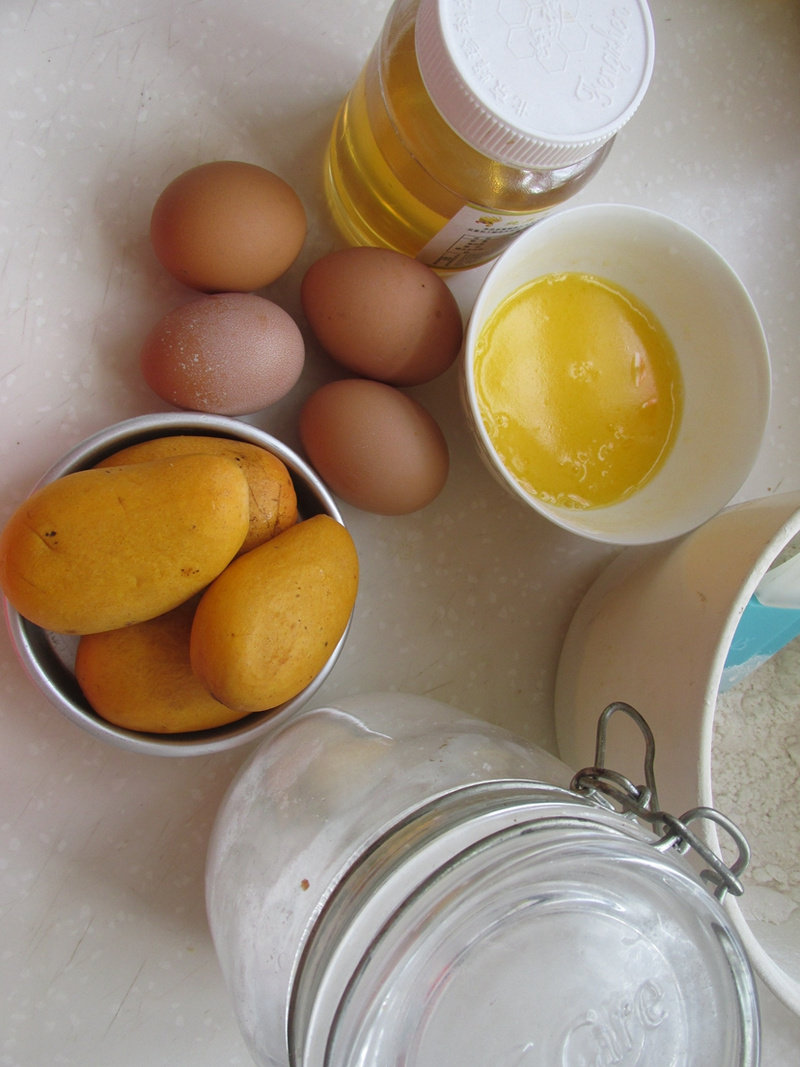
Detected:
[324,0,655,271]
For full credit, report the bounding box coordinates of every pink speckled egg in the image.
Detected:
[140,292,305,416]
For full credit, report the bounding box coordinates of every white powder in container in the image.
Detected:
[712,543,800,977]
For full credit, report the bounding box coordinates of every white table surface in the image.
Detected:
[1,0,799,1063]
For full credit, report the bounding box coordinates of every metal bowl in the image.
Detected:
[3,412,351,757]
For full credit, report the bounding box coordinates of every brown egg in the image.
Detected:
[299,379,449,515]
[150,161,307,292]
[301,247,463,386]
[140,292,304,415]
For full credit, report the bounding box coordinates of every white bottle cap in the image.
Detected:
[416,0,655,170]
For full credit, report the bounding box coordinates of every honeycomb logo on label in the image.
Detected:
[498,0,588,72]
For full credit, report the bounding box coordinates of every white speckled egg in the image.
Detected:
[140,293,304,415]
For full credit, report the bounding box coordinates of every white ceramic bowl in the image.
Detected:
[554,489,800,1015]
[462,204,771,544]
[2,413,351,757]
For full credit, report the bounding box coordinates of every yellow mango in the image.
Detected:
[0,454,249,634]
[75,599,250,733]
[190,514,358,713]
[96,434,298,553]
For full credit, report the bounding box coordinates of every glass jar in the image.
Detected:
[323,0,655,270]
[206,693,759,1066]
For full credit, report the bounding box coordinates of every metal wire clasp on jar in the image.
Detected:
[205,693,759,1067]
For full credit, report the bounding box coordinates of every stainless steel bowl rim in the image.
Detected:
[3,412,350,757]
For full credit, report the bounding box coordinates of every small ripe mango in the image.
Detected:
[0,454,249,634]
[190,514,358,713]
[96,434,298,553]
[75,599,250,734]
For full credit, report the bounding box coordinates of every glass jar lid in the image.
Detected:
[321,812,758,1065]
[289,704,758,1066]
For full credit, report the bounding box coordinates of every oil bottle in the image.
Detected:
[324,0,655,271]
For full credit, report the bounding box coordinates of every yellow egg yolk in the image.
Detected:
[473,272,683,509]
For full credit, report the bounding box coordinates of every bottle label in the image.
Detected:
[417,204,549,270]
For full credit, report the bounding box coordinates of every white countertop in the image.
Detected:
[2,0,799,1062]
